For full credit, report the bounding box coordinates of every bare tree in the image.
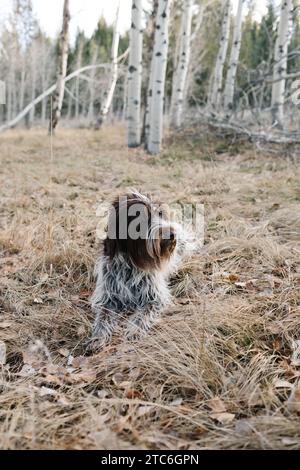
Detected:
[170,0,194,128]
[95,1,121,128]
[271,0,293,128]
[143,0,159,147]
[223,0,245,113]
[88,41,99,121]
[127,0,144,147]
[147,0,171,155]
[29,41,37,124]
[49,0,70,133]
[209,0,231,112]
[75,37,84,121]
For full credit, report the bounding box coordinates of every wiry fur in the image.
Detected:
[89,192,196,348]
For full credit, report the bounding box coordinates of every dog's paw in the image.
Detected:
[84,336,108,353]
[124,323,149,342]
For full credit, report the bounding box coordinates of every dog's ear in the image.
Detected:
[103,237,117,258]
[159,228,177,260]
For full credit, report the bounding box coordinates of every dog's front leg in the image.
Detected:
[125,308,161,341]
[88,307,120,350]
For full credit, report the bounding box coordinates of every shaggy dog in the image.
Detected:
[89,191,195,348]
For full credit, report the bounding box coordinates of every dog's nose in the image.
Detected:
[169,229,176,240]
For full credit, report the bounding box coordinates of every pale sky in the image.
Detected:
[0,0,134,42]
[0,0,269,45]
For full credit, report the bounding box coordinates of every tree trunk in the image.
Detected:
[143,0,160,147]
[49,0,70,133]
[170,0,193,129]
[271,0,293,128]
[29,44,37,125]
[19,67,26,112]
[75,38,84,121]
[127,0,144,147]
[96,1,121,128]
[67,83,74,120]
[41,41,49,123]
[209,0,231,112]
[223,0,244,113]
[146,0,171,155]
[88,44,98,121]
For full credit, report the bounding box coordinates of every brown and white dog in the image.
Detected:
[89,191,195,348]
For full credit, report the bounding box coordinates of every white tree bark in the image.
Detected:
[143,0,159,147]
[88,44,98,120]
[75,37,84,120]
[271,0,293,128]
[29,43,37,124]
[49,0,70,133]
[97,1,121,126]
[223,0,244,112]
[170,0,193,129]
[127,0,144,148]
[147,0,171,155]
[209,0,231,111]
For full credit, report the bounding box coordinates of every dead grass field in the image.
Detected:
[0,125,300,450]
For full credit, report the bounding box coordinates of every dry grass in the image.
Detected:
[0,125,300,450]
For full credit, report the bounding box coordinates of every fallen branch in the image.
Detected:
[188,110,300,145]
[0,48,129,132]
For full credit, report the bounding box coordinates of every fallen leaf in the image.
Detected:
[257,288,273,298]
[69,370,97,384]
[97,389,109,398]
[19,364,36,377]
[112,373,132,389]
[0,322,12,329]
[43,374,63,386]
[58,348,70,358]
[39,274,49,284]
[77,325,86,337]
[221,272,239,283]
[57,395,71,406]
[71,356,91,369]
[272,339,282,351]
[274,379,293,389]
[39,386,57,397]
[228,273,239,283]
[125,389,142,399]
[207,397,227,413]
[267,275,283,289]
[286,388,300,413]
[211,412,235,425]
[169,397,183,406]
[235,282,247,288]
[67,355,75,366]
[291,340,300,366]
[114,416,132,433]
[235,420,252,435]
[281,437,300,446]
[79,289,91,298]
[23,340,51,367]
[0,341,7,365]
[137,405,154,417]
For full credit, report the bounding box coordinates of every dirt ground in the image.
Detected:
[0,125,300,449]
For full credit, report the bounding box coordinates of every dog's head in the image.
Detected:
[104,192,176,270]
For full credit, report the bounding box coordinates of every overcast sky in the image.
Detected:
[0,0,269,45]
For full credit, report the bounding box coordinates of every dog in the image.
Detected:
[89,191,196,349]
